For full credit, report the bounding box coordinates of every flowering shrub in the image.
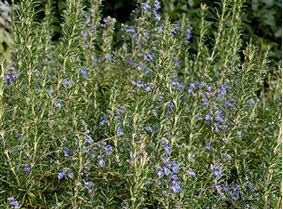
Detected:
[0,0,281,208]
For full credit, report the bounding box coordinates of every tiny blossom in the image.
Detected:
[63,147,71,156]
[157,167,164,178]
[171,160,179,173]
[205,112,212,122]
[80,67,89,77]
[58,170,65,180]
[99,115,108,126]
[98,158,106,167]
[163,166,171,176]
[215,109,224,123]
[4,71,19,84]
[144,52,154,61]
[55,100,62,108]
[154,0,161,10]
[210,164,222,179]
[232,183,239,198]
[163,143,172,156]
[217,84,227,97]
[171,180,182,193]
[205,142,212,151]
[188,169,196,177]
[117,125,123,136]
[8,197,20,209]
[25,164,31,174]
[62,79,74,88]
[185,28,192,43]
[171,173,178,180]
[141,2,150,11]
[83,180,94,193]
[104,144,113,155]
[84,136,93,144]
[166,101,175,112]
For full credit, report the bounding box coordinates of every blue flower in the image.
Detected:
[4,71,19,84]
[188,169,196,177]
[62,79,74,88]
[171,173,178,180]
[98,158,106,167]
[80,67,89,77]
[144,52,154,61]
[84,136,93,144]
[25,164,31,174]
[163,166,171,176]
[104,144,113,155]
[55,100,62,108]
[154,0,161,10]
[171,160,179,173]
[217,84,227,97]
[171,180,182,193]
[8,197,20,208]
[232,183,239,198]
[141,2,150,11]
[157,167,164,178]
[83,180,94,193]
[63,147,71,157]
[117,125,123,136]
[210,164,222,179]
[163,143,172,156]
[58,170,65,180]
[99,115,108,126]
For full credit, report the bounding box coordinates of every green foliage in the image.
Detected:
[0,0,281,208]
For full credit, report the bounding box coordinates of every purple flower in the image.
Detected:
[25,164,31,174]
[210,164,222,179]
[62,79,74,88]
[215,109,224,123]
[153,11,161,21]
[157,167,164,178]
[232,183,239,198]
[99,115,108,126]
[217,84,227,97]
[58,170,65,180]
[63,147,71,157]
[171,160,179,173]
[164,166,171,176]
[171,180,182,193]
[188,169,196,177]
[171,173,178,180]
[55,100,62,108]
[205,112,212,123]
[80,67,89,77]
[84,136,93,144]
[117,125,123,136]
[154,0,161,10]
[185,28,192,43]
[98,158,106,167]
[104,144,113,155]
[144,52,154,61]
[141,2,150,11]
[163,143,172,156]
[8,197,20,208]
[83,180,94,193]
[166,101,175,112]
[4,71,19,84]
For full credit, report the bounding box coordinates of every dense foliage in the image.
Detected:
[0,0,281,208]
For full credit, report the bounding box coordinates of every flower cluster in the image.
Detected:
[157,140,182,193]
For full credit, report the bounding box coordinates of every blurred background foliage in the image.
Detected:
[2,0,281,71]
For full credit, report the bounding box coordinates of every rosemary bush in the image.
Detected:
[0,0,281,208]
